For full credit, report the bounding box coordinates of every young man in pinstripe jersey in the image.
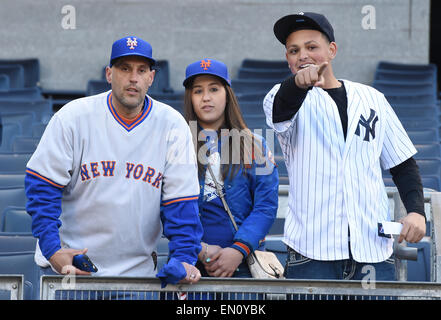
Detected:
[263,12,426,280]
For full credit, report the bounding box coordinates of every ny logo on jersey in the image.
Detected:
[200,59,211,70]
[355,108,378,142]
[126,37,138,50]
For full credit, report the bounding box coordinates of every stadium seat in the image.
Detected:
[244,114,269,132]
[376,61,437,74]
[150,60,174,94]
[0,173,25,188]
[0,58,40,88]
[373,80,436,97]
[0,74,10,90]
[11,136,40,153]
[0,251,40,300]
[0,233,35,252]
[0,206,31,233]
[414,144,441,160]
[400,118,439,130]
[375,69,437,83]
[0,153,32,174]
[241,59,287,70]
[31,122,47,138]
[149,91,184,101]
[160,99,183,114]
[392,105,439,120]
[239,101,266,116]
[236,92,267,102]
[0,123,22,152]
[238,67,291,81]
[268,217,285,235]
[383,176,441,191]
[0,64,25,89]
[1,112,36,137]
[0,99,53,124]
[385,93,436,106]
[86,80,110,96]
[407,241,431,282]
[0,87,43,101]
[231,79,278,95]
[0,187,27,220]
[407,129,440,144]
[275,155,288,185]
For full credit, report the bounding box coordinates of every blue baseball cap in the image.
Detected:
[183,59,231,88]
[109,36,156,67]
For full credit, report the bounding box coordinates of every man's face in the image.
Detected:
[285,29,336,75]
[106,56,155,111]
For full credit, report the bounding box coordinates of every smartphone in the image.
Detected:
[72,254,98,273]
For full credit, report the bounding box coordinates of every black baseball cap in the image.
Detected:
[273,12,335,45]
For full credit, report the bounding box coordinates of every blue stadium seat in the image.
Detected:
[0,87,43,101]
[160,99,183,114]
[0,233,35,252]
[414,144,441,160]
[0,74,10,90]
[150,60,174,94]
[149,91,184,101]
[0,100,53,124]
[0,187,27,220]
[393,105,439,120]
[231,79,277,95]
[11,136,40,153]
[1,112,37,136]
[238,67,291,81]
[275,155,288,185]
[244,114,269,132]
[0,153,32,174]
[415,159,441,176]
[241,59,287,70]
[373,80,436,97]
[375,69,437,83]
[376,61,437,74]
[0,64,25,89]
[236,92,267,102]
[0,173,25,188]
[385,93,436,106]
[407,241,431,282]
[407,129,440,144]
[268,217,285,235]
[383,176,441,191]
[0,58,40,88]
[0,123,22,152]
[239,101,266,116]
[0,251,40,300]
[400,118,439,130]
[0,206,31,233]
[31,122,47,138]
[86,80,110,96]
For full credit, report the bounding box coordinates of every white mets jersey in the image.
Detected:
[27,91,199,276]
[263,79,417,263]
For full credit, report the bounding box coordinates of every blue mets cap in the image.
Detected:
[183,59,231,88]
[109,36,156,67]
[273,12,335,45]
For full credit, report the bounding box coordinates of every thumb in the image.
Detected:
[317,61,328,76]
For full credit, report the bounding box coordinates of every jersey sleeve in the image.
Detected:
[156,116,203,287]
[380,95,417,170]
[263,84,298,134]
[26,113,74,186]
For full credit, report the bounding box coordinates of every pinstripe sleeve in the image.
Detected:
[263,84,297,133]
[380,94,417,170]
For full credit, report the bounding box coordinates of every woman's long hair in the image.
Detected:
[184,79,264,181]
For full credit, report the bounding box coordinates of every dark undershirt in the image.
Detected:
[272,76,425,218]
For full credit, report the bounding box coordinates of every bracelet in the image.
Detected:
[203,244,210,263]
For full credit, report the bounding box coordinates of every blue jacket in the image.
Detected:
[198,136,279,258]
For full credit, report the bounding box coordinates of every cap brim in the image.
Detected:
[110,53,156,67]
[183,72,230,88]
[274,14,326,45]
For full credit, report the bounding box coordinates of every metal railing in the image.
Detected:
[40,275,441,300]
[0,275,23,300]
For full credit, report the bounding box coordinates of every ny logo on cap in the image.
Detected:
[126,37,138,50]
[200,59,211,70]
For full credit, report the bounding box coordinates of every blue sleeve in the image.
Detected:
[232,139,279,255]
[156,197,202,287]
[25,169,64,260]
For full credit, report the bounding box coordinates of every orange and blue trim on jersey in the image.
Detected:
[162,195,199,206]
[25,168,65,189]
[107,92,152,132]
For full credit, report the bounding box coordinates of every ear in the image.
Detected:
[148,69,156,87]
[328,42,338,60]
[105,66,112,84]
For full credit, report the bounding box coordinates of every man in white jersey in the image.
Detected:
[25,36,203,287]
[263,12,426,280]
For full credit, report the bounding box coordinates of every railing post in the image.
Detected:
[430,192,441,283]
[393,191,408,281]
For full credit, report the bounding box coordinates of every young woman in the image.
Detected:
[182,59,279,278]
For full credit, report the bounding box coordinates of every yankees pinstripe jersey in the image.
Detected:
[263,79,417,263]
[26,91,200,276]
